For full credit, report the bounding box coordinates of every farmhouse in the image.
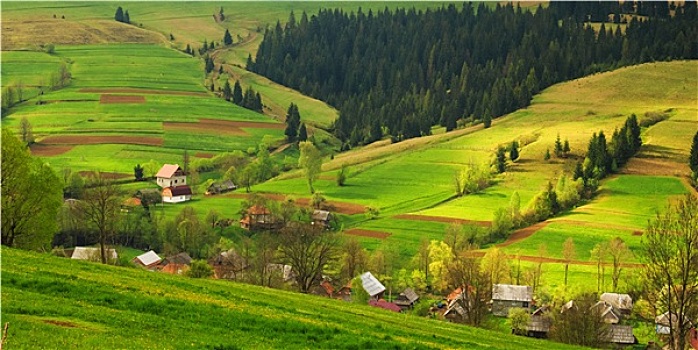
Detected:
[600,292,633,315]
[360,271,386,299]
[132,250,161,268]
[209,250,247,280]
[156,164,187,188]
[67,247,118,261]
[311,280,335,298]
[311,210,333,229]
[605,324,637,346]
[158,252,192,275]
[394,288,420,310]
[162,185,192,203]
[206,180,237,195]
[492,284,532,316]
[655,311,693,335]
[526,306,551,338]
[240,205,279,230]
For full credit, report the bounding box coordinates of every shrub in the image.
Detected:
[186,260,214,278]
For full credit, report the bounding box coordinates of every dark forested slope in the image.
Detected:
[250,1,697,147]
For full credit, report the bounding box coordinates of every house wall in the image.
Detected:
[163,194,191,203]
[492,300,529,317]
[157,175,187,188]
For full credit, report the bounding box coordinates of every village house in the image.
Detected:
[655,311,693,335]
[157,252,192,275]
[66,247,118,261]
[240,205,280,230]
[600,292,633,316]
[311,280,336,298]
[311,209,333,229]
[156,164,187,188]
[394,288,420,311]
[162,185,192,203]
[491,284,533,316]
[132,250,161,269]
[526,306,552,338]
[360,271,386,300]
[605,324,637,347]
[206,180,237,195]
[209,250,247,280]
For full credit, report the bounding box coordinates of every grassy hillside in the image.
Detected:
[2,44,284,173]
[0,248,585,350]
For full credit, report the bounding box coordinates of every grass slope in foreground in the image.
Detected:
[1,249,585,350]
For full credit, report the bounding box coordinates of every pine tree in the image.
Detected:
[510,141,519,161]
[544,148,551,161]
[124,10,130,24]
[285,103,301,142]
[255,92,263,112]
[223,29,233,45]
[563,138,571,157]
[222,81,232,101]
[232,80,243,105]
[554,133,563,157]
[298,123,308,142]
[185,44,192,55]
[483,113,492,129]
[690,131,698,174]
[496,147,507,173]
[114,7,124,22]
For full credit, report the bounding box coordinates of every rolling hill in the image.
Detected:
[0,248,586,350]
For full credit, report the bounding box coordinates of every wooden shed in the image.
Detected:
[491,284,532,316]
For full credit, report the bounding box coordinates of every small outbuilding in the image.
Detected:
[311,210,333,229]
[605,324,637,346]
[240,205,279,230]
[209,250,247,280]
[206,180,237,195]
[360,271,386,299]
[132,250,161,268]
[492,284,533,316]
[159,252,192,275]
[67,247,118,261]
[394,288,420,310]
[600,292,633,315]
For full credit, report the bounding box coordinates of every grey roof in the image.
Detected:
[134,250,161,266]
[600,292,633,310]
[527,315,551,333]
[492,284,532,302]
[312,210,331,221]
[360,272,386,297]
[163,252,192,265]
[71,247,117,260]
[401,288,419,303]
[444,301,466,317]
[655,311,693,326]
[606,325,635,344]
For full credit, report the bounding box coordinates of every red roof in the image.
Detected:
[122,197,142,206]
[248,205,271,215]
[156,164,182,178]
[165,185,192,196]
[369,299,401,313]
[321,280,335,296]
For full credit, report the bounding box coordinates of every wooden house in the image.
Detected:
[67,247,118,261]
[605,324,637,346]
[311,280,336,298]
[655,311,693,335]
[158,252,192,275]
[132,250,161,269]
[240,205,279,230]
[360,271,386,300]
[162,185,192,203]
[206,180,237,195]
[156,164,187,188]
[394,288,420,310]
[600,292,633,315]
[311,210,333,229]
[209,250,247,280]
[492,284,532,316]
[591,300,622,324]
[526,306,551,338]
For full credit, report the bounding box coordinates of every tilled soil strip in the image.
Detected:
[393,214,491,227]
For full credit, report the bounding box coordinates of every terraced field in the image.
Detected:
[0,248,587,350]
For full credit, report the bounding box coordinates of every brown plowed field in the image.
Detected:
[163,118,284,135]
[621,157,689,176]
[81,88,207,97]
[100,94,146,104]
[468,251,644,268]
[41,135,163,146]
[552,220,641,234]
[196,152,215,159]
[345,228,391,240]
[78,171,130,180]
[29,144,73,156]
[224,193,365,215]
[497,222,550,247]
[394,214,491,227]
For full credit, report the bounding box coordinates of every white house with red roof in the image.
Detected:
[156,164,192,203]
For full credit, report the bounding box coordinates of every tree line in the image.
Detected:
[250,2,696,148]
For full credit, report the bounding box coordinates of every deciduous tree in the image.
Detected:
[80,173,124,263]
[608,237,630,291]
[1,129,62,250]
[642,194,698,350]
[298,141,321,193]
[19,117,34,146]
[562,237,576,286]
[278,223,339,293]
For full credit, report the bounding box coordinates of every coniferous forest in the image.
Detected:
[250,2,697,147]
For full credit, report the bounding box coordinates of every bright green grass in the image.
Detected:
[1,248,587,350]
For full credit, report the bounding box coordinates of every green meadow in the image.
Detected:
[0,248,587,350]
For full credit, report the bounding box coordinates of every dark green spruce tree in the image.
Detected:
[285,103,301,142]
[223,29,233,45]
[232,81,243,105]
[690,131,698,174]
